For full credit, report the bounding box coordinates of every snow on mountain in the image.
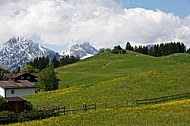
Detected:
[0,37,60,71]
[61,42,98,59]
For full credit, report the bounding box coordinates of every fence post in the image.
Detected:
[105,103,107,109]
[70,104,72,114]
[83,103,87,111]
[94,103,96,110]
[57,106,60,116]
[63,106,66,115]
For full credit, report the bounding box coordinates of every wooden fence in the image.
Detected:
[136,92,190,105]
[60,103,96,115]
[0,103,96,124]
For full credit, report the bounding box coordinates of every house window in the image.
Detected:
[27,76,30,80]
[11,89,15,94]
[21,76,24,79]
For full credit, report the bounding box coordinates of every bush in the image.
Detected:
[0,97,8,111]
[0,111,17,124]
[111,45,127,54]
[24,101,33,111]
[0,108,60,124]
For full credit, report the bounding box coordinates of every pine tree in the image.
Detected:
[51,56,60,68]
[125,42,133,51]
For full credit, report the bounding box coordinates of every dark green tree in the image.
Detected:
[51,56,60,68]
[111,45,126,54]
[0,70,4,80]
[98,48,106,53]
[0,68,7,80]
[20,64,39,73]
[60,55,80,66]
[38,57,50,71]
[28,56,50,71]
[37,63,59,91]
[125,42,134,51]
[187,48,190,53]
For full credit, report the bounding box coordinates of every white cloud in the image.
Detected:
[0,0,190,51]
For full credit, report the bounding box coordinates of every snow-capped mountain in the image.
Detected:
[61,42,98,59]
[0,37,60,71]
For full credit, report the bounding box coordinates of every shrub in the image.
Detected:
[111,45,126,54]
[0,97,8,111]
[24,101,33,111]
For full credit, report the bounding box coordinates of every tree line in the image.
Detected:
[126,42,187,57]
[27,55,80,71]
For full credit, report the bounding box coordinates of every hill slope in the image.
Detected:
[9,51,190,125]
[9,99,190,126]
[56,51,190,88]
[22,51,190,107]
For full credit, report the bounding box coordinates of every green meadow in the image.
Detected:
[9,51,190,125]
[8,100,190,126]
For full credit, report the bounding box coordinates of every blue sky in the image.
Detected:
[0,0,190,52]
[116,0,190,18]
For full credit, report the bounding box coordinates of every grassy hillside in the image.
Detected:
[56,51,190,88]
[9,99,190,126]
[22,51,190,107]
[10,51,190,125]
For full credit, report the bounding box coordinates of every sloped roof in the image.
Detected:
[5,97,26,102]
[3,73,38,80]
[3,73,13,80]
[0,80,35,89]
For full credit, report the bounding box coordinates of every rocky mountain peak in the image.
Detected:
[63,42,98,58]
[0,37,60,71]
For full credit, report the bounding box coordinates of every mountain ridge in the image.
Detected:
[61,42,98,58]
[0,37,98,71]
[0,37,60,71]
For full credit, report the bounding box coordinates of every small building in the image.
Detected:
[5,97,26,113]
[0,80,35,98]
[3,73,38,83]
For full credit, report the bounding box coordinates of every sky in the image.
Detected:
[0,0,190,52]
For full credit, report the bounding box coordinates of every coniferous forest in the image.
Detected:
[27,55,80,72]
[125,42,186,57]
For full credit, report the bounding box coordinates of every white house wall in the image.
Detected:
[5,88,35,97]
[0,87,5,97]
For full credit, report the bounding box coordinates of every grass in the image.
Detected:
[22,64,190,109]
[8,99,190,126]
[56,51,184,88]
[22,51,190,107]
[8,51,190,125]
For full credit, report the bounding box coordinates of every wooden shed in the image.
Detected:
[5,97,26,113]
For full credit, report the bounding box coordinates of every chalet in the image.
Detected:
[0,73,37,113]
[0,80,35,98]
[3,73,38,82]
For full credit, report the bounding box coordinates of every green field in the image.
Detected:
[9,51,190,125]
[8,99,190,126]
